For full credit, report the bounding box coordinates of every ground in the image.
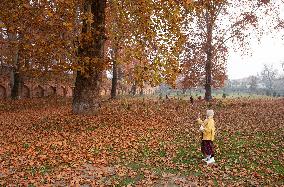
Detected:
[0,97,283,186]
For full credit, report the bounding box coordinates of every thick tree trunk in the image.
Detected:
[72,0,106,114]
[73,70,102,113]
[111,60,118,99]
[8,31,22,99]
[11,70,22,99]
[10,51,23,99]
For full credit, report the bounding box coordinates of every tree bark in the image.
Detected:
[204,9,213,101]
[73,70,102,113]
[110,41,119,99]
[72,0,106,114]
[131,83,136,96]
[11,70,22,99]
[205,48,213,101]
[111,59,118,99]
[8,30,22,99]
[10,50,23,99]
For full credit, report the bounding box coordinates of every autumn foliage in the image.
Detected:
[0,1,283,186]
[1,0,283,112]
[0,98,283,186]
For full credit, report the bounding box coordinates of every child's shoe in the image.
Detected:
[206,157,215,164]
[202,158,208,162]
[202,156,210,162]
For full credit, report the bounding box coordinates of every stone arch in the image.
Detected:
[21,85,30,98]
[0,85,6,99]
[46,86,56,96]
[34,85,44,98]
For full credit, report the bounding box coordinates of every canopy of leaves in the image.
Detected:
[0,0,281,88]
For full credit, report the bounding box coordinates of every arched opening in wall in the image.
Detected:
[0,85,6,99]
[46,86,56,96]
[34,86,44,98]
[21,85,30,98]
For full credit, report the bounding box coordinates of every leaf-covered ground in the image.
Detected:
[0,97,283,186]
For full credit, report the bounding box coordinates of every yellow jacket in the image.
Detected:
[197,116,215,141]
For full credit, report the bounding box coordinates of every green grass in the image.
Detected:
[113,129,283,185]
[88,147,101,155]
[23,143,30,149]
[118,177,136,186]
[272,160,284,175]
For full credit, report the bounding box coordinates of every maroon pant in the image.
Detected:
[201,140,214,156]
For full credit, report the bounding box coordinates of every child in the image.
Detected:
[197,110,216,164]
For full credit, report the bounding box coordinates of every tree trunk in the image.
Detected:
[111,60,118,99]
[204,9,213,101]
[73,70,102,113]
[139,87,144,95]
[10,50,23,99]
[131,83,136,96]
[8,31,22,99]
[110,40,119,99]
[72,0,106,114]
[11,70,22,99]
[204,50,212,101]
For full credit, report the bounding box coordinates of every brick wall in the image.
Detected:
[0,65,74,99]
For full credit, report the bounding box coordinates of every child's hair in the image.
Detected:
[206,110,214,117]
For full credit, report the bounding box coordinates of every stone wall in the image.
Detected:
[0,65,158,100]
[0,65,73,99]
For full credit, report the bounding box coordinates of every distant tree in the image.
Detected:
[248,75,258,94]
[178,0,275,101]
[260,64,277,95]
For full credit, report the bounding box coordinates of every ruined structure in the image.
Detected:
[0,65,157,100]
[0,65,74,99]
[100,80,157,96]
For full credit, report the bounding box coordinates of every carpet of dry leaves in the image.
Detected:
[0,97,283,186]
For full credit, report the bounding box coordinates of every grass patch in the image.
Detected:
[272,160,284,175]
[23,143,30,149]
[88,147,101,155]
[118,177,136,186]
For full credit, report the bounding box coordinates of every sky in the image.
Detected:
[227,34,284,80]
[227,0,284,80]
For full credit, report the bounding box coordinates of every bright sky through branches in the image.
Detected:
[227,0,284,80]
[227,33,284,80]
